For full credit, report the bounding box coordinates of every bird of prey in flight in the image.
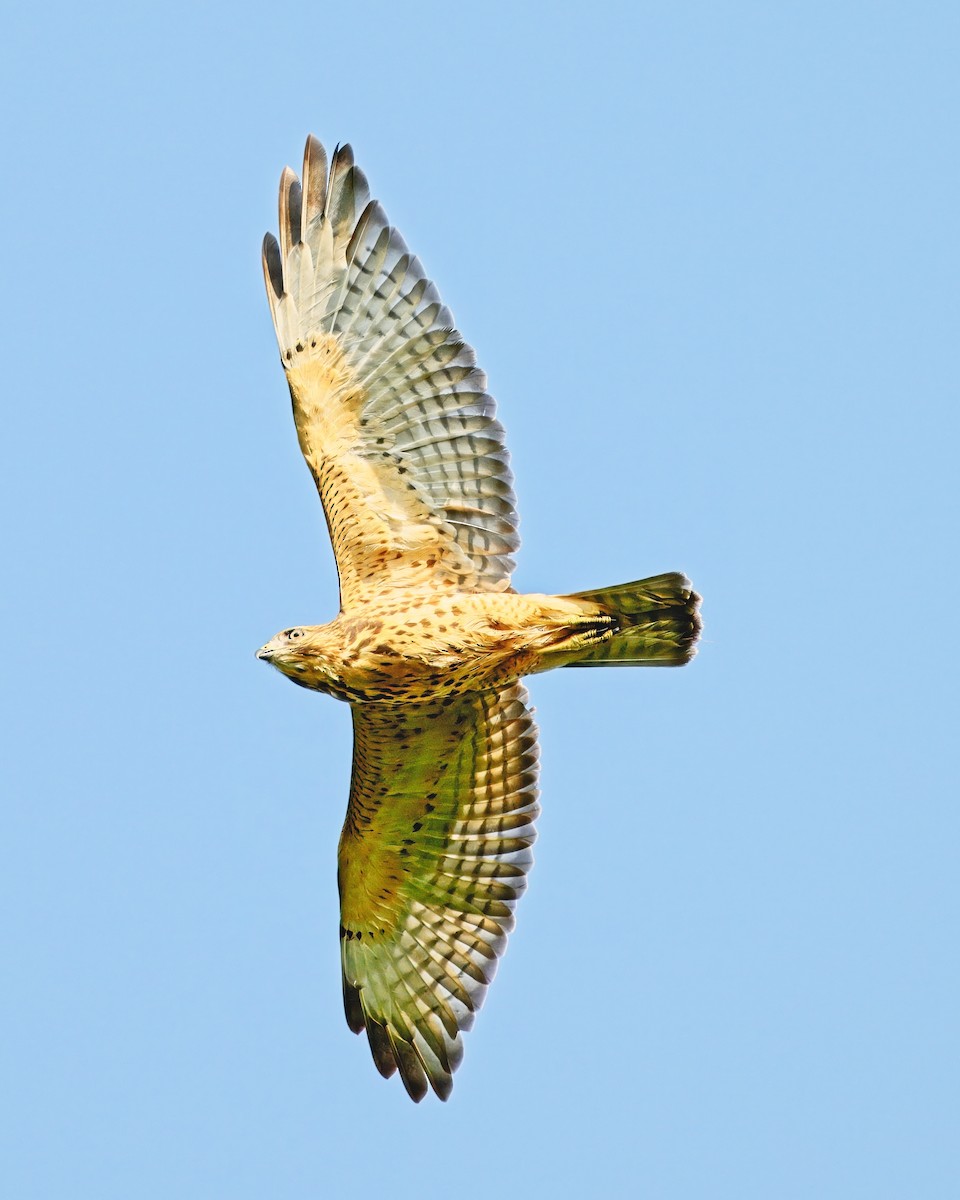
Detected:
[258,136,701,1101]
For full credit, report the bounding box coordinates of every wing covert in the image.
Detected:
[338,683,540,1101]
[263,137,519,605]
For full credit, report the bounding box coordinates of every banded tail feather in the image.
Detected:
[564,572,701,667]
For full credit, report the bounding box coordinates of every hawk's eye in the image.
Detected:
[286,628,302,640]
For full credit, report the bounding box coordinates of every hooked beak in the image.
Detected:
[255,645,274,661]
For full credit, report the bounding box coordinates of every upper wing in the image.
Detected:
[262,137,519,606]
[338,683,540,1101]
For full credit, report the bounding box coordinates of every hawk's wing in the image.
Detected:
[338,683,539,1101]
[262,137,519,606]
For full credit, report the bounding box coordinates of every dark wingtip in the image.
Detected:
[261,232,283,299]
[364,1018,399,1080]
[302,135,328,232]
[342,975,364,1034]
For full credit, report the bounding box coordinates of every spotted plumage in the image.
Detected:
[257,136,701,1101]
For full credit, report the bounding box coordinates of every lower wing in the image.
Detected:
[338,683,540,1100]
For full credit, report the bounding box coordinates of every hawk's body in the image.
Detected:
[257,137,701,1101]
[260,589,616,702]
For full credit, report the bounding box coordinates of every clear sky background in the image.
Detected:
[3,2,958,1197]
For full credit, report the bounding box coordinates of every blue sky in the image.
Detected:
[3,2,958,1196]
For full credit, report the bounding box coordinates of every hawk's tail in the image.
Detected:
[562,572,701,667]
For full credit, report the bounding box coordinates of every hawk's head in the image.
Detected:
[256,626,333,692]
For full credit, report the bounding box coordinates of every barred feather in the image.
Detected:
[564,572,702,666]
